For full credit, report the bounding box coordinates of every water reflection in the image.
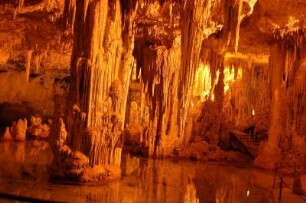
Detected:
[0,141,272,202]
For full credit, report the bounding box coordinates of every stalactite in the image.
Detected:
[195,49,273,148]
[211,54,225,145]
[255,30,305,170]
[18,0,24,9]
[234,0,243,53]
[25,50,33,84]
[32,51,42,75]
[49,0,137,181]
[223,0,256,52]
[15,0,51,14]
[220,58,271,129]
[178,0,214,141]
[135,35,181,157]
[118,0,138,127]
[63,0,76,32]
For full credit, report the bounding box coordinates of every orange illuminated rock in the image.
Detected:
[28,116,50,139]
[14,118,27,141]
[0,0,305,182]
[1,127,13,141]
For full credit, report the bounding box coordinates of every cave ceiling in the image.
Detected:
[0,0,305,65]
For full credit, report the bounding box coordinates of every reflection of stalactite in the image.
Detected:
[136,159,198,202]
[184,177,199,203]
[15,143,26,163]
[216,186,227,203]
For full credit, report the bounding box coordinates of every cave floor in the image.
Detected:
[0,141,304,203]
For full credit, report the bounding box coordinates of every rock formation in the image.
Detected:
[0,0,305,182]
[27,116,50,139]
[49,0,137,181]
[255,30,305,170]
[1,127,13,141]
[13,118,27,141]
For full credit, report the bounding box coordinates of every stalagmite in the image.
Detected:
[14,118,27,141]
[1,127,13,141]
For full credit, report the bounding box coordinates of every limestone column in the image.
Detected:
[254,43,283,169]
[254,31,305,169]
[49,0,137,180]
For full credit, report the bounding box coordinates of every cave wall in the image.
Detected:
[0,1,71,117]
[0,70,68,117]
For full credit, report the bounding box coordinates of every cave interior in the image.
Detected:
[0,0,305,202]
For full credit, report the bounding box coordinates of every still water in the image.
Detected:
[0,141,273,202]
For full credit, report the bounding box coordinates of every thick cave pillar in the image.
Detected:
[254,43,283,169]
[178,0,213,144]
[49,0,136,181]
[255,31,305,170]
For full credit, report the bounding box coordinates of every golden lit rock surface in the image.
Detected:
[0,0,305,190]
